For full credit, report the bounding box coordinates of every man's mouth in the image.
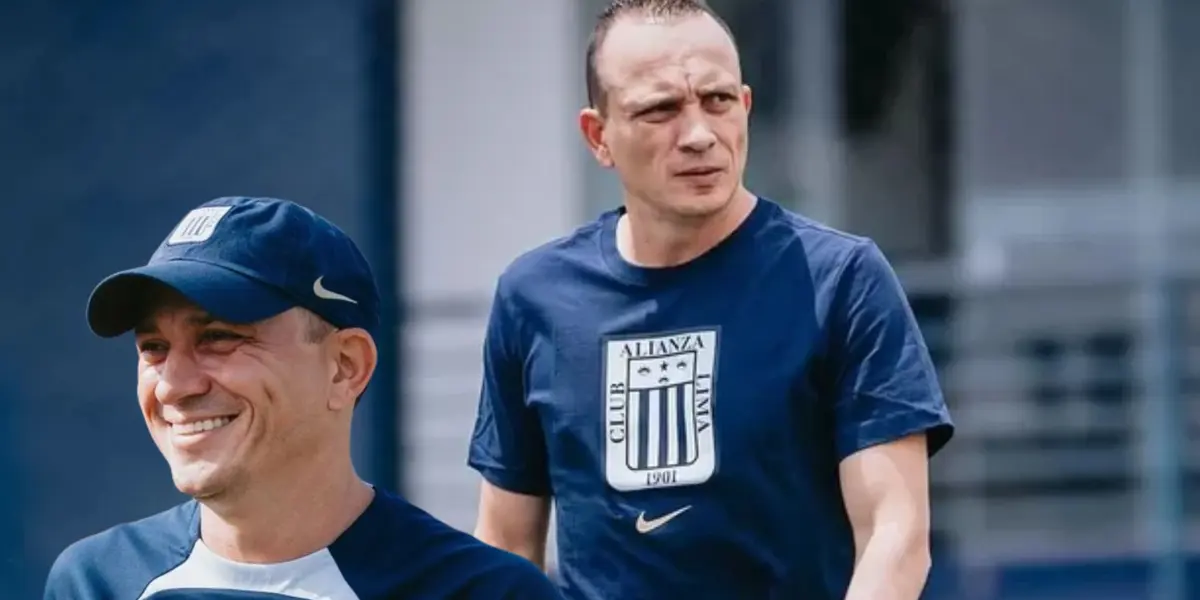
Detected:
[171,416,236,435]
[677,167,722,176]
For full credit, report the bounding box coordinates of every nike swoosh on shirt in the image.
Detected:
[635,505,692,534]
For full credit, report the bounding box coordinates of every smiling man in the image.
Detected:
[467,1,953,599]
[44,197,560,599]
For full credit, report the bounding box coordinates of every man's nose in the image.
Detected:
[677,111,717,153]
[155,350,210,406]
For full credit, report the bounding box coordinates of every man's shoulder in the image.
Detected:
[377,491,547,573]
[495,214,610,294]
[416,520,557,597]
[760,198,874,263]
[336,491,559,598]
[446,544,560,599]
[44,501,199,598]
[758,199,914,315]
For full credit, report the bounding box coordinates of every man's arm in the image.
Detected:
[467,276,554,568]
[840,433,932,600]
[474,480,552,568]
[823,240,953,600]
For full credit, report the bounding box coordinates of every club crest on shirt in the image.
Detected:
[602,328,718,492]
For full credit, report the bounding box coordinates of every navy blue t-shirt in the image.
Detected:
[468,197,953,599]
[43,487,560,599]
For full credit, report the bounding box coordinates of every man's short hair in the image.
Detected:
[584,0,736,112]
[302,309,337,343]
[300,308,370,405]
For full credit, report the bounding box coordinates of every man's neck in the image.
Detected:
[618,188,757,268]
[198,450,374,564]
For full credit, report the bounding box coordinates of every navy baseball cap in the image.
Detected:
[87,196,380,338]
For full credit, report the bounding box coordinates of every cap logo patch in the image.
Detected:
[166,206,233,245]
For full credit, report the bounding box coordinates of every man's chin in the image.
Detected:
[170,464,229,499]
[665,189,735,219]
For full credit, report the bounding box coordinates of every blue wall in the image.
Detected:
[0,1,398,595]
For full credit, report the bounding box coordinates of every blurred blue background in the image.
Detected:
[2,1,1197,598]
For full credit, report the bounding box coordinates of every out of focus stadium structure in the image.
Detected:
[2,1,1197,598]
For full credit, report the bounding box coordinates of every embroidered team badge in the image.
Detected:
[603,328,718,492]
[166,206,232,245]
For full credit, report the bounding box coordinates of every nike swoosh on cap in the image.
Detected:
[313,276,358,304]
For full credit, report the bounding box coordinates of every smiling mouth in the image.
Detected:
[171,416,236,435]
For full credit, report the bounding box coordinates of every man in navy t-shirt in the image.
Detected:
[467,1,954,598]
[46,197,559,599]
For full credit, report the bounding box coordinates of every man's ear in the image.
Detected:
[579,108,614,168]
[329,328,377,411]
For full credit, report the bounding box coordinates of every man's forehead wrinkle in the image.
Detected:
[605,44,740,88]
[136,306,219,333]
[616,60,738,104]
[595,14,742,115]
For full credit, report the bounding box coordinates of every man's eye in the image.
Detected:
[200,330,243,343]
[138,341,167,354]
[639,103,677,118]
